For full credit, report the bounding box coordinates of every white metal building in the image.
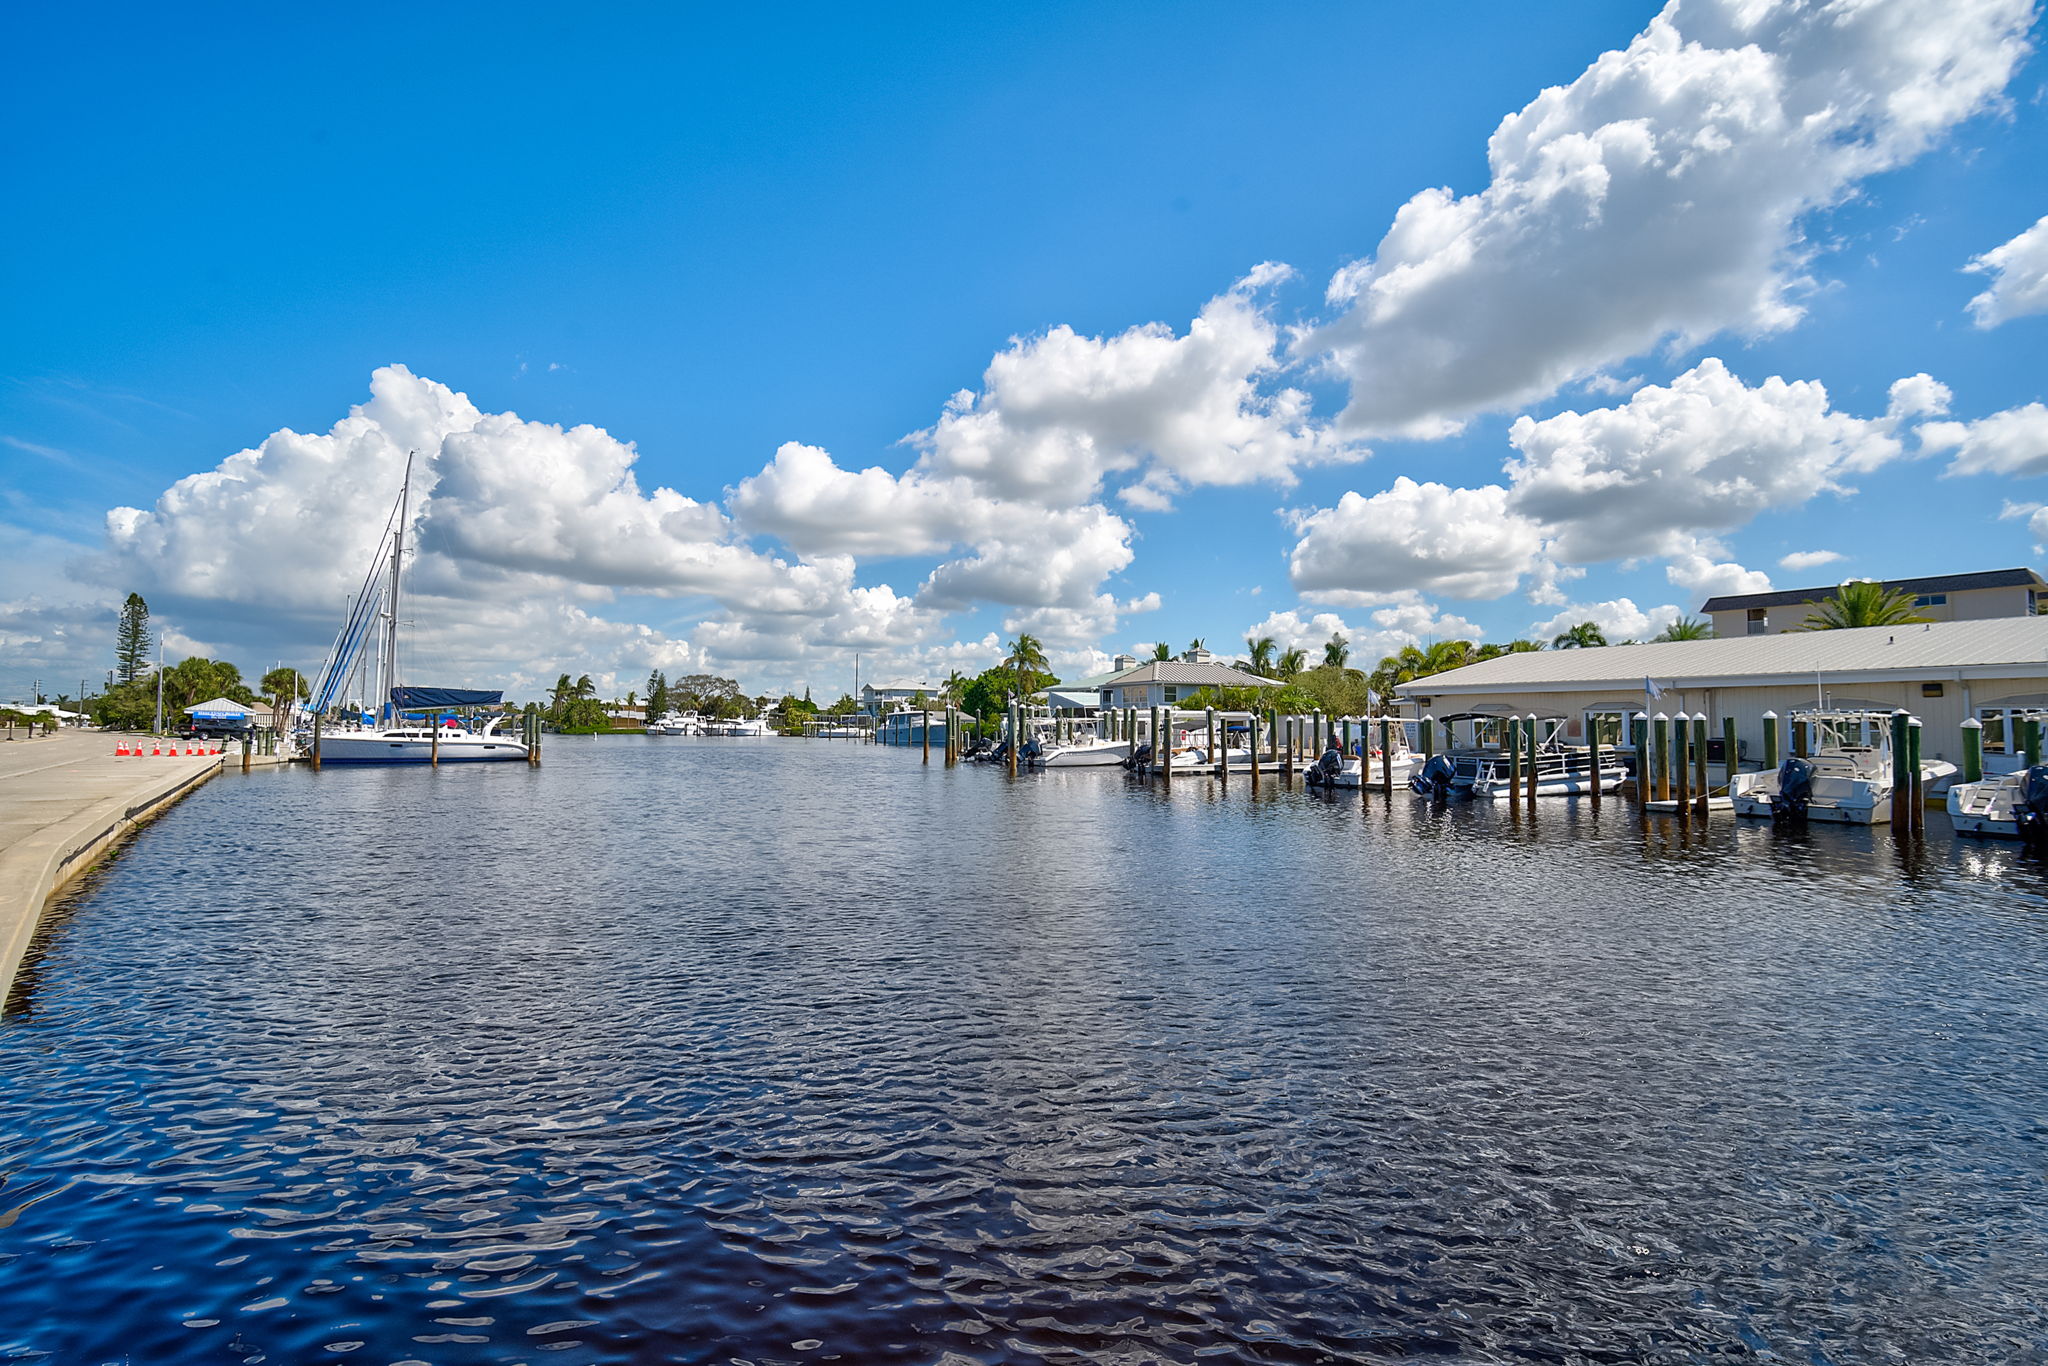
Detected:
[1394,617,2048,773]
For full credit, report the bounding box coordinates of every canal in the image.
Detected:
[3,737,2046,1363]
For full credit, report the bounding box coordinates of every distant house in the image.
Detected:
[1703,568,2047,637]
[1096,658,1280,710]
[860,682,941,715]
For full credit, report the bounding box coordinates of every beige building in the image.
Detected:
[1096,660,1280,710]
[1702,567,2045,638]
[1393,616,2048,774]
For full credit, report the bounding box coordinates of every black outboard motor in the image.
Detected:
[1307,742,1344,787]
[1410,753,1457,800]
[2016,765,2048,842]
[1126,741,1153,771]
[1767,756,1815,821]
[1020,736,1042,762]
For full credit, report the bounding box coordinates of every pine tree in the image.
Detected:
[115,592,151,683]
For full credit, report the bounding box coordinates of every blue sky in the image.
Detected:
[4,1,2045,702]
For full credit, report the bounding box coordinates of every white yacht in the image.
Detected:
[299,455,527,766]
[1408,744,1626,798]
[315,717,529,764]
[646,711,703,736]
[1729,710,1954,824]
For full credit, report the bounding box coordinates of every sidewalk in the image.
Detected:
[0,730,225,994]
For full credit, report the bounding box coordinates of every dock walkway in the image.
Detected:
[0,730,226,993]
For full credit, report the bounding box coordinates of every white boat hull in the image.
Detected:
[1472,766,1628,798]
[1029,741,1131,767]
[1947,771,2042,839]
[315,729,528,764]
[1308,755,1423,788]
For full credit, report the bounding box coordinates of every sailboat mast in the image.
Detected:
[382,452,415,725]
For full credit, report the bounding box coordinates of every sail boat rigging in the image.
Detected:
[301,453,527,764]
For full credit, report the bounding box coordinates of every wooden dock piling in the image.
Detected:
[1588,725,1602,811]
[1962,716,1983,783]
[1889,711,1911,827]
[1721,715,1737,796]
[1380,717,1394,794]
[1693,714,1709,815]
[1508,717,1522,811]
[1762,711,1779,770]
[1525,713,1538,807]
[1908,716,1925,833]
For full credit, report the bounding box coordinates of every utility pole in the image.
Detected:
[152,636,164,735]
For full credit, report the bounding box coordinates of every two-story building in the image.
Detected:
[860,681,943,715]
[1702,568,2046,637]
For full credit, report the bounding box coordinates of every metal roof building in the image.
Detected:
[1096,660,1281,710]
[1393,617,2048,773]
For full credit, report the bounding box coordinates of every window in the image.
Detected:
[1163,685,1180,704]
[1912,593,1948,607]
[1746,607,1768,635]
[1583,711,1629,747]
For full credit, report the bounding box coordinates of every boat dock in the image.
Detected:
[0,730,262,993]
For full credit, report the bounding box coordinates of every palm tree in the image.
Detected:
[942,670,968,705]
[1003,633,1050,675]
[1507,639,1543,652]
[1151,641,1172,661]
[1797,580,1931,631]
[1187,637,1206,655]
[1244,635,1277,676]
[1323,634,1349,669]
[1276,647,1306,678]
[1654,616,1713,642]
[1552,622,1608,649]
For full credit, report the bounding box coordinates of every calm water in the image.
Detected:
[4,739,2048,1365]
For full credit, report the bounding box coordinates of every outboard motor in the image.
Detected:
[1307,743,1343,787]
[1410,753,1457,800]
[1767,756,1815,821]
[2017,765,2048,841]
[1020,736,1042,762]
[1126,741,1153,771]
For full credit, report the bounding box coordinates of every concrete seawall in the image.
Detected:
[0,731,228,994]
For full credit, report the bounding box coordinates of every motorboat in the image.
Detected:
[708,716,772,737]
[1305,725,1423,789]
[1947,764,2048,839]
[646,711,702,736]
[1729,710,1954,824]
[1024,722,1130,767]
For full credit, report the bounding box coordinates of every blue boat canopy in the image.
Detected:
[390,687,503,710]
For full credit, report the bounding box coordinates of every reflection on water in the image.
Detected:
[4,737,2048,1363]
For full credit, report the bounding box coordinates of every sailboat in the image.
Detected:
[302,454,528,765]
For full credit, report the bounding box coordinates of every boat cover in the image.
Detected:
[184,696,255,719]
[390,687,503,710]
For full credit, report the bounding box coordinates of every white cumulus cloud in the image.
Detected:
[1503,358,1907,565]
[1532,598,1683,643]
[1924,402,2048,478]
[1304,0,2033,436]
[1966,214,2048,327]
[1287,478,1547,603]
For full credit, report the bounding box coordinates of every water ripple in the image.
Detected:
[3,739,2048,1362]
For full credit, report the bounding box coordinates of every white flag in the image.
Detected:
[1644,676,1665,699]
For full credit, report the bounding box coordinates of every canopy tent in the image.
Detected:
[184,697,256,720]
[389,687,504,711]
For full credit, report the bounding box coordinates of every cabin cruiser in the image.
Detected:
[1730,710,1954,824]
[1947,765,2048,839]
[646,711,703,736]
[708,716,772,737]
